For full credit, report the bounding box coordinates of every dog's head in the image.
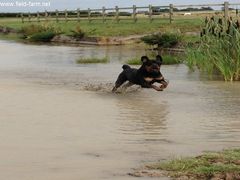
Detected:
[141,55,163,74]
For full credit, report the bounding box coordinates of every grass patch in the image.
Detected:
[125,57,141,65]
[148,149,240,179]
[0,33,23,41]
[125,54,182,65]
[76,57,109,64]
[161,54,182,65]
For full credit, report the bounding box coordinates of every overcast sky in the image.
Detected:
[0,0,240,12]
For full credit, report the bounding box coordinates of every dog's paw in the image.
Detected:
[157,87,164,91]
[151,84,163,91]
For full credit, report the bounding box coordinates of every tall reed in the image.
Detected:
[186,17,240,81]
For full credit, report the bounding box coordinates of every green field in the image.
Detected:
[0,17,203,37]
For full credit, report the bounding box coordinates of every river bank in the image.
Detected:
[0,18,201,46]
[0,28,147,45]
[130,148,240,179]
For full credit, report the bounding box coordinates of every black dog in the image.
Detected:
[112,55,168,92]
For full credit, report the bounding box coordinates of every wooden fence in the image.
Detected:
[20,1,240,23]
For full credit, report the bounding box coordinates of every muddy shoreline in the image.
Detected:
[51,34,145,45]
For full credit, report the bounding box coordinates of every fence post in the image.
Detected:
[77,8,80,22]
[149,4,153,23]
[37,11,40,22]
[224,1,229,19]
[21,13,24,23]
[55,9,59,22]
[133,5,137,23]
[45,10,48,21]
[88,8,91,23]
[102,6,106,23]
[115,6,119,23]
[28,12,31,22]
[169,4,173,24]
[65,9,68,22]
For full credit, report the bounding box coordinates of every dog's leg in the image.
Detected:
[112,72,127,92]
[122,82,134,89]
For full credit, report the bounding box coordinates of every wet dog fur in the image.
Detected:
[112,55,168,92]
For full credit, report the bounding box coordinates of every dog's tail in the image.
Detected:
[122,64,131,70]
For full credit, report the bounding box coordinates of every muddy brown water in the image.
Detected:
[0,40,240,180]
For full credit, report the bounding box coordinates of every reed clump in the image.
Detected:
[186,17,240,81]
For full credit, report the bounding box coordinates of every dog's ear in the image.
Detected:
[156,55,163,64]
[141,56,149,63]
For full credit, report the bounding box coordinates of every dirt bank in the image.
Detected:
[0,26,146,45]
[51,34,145,45]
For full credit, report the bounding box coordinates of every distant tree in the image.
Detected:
[200,7,214,11]
[0,13,18,17]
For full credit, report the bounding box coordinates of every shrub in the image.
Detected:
[21,24,62,42]
[141,33,182,48]
[21,24,43,35]
[70,26,85,40]
[29,31,55,42]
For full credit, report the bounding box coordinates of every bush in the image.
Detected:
[29,31,55,42]
[21,24,62,42]
[141,33,182,48]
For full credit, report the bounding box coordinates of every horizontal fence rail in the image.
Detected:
[19,1,240,23]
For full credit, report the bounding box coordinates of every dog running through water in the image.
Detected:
[112,55,168,92]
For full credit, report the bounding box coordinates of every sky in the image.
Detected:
[0,0,240,12]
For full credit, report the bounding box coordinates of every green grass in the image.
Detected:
[0,33,23,41]
[148,149,240,179]
[125,54,182,65]
[161,54,182,64]
[76,57,109,64]
[125,57,142,65]
[0,17,203,37]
